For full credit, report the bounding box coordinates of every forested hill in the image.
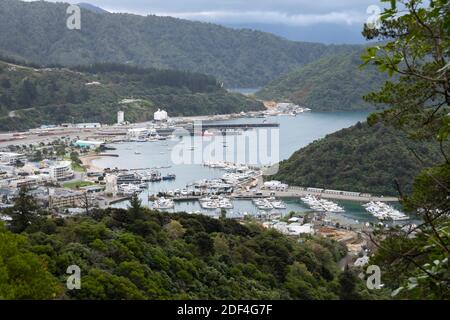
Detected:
[0,196,382,299]
[0,0,360,88]
[269,122,446,196]
[256,49,387,111]
[0,60,263,131]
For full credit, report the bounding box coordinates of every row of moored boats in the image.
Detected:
[200,196,233,209]
[252,197,287,210]
[152,197,175,209]
[363,201,409,221]
[301,195,345,213]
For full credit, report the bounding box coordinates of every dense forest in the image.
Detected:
[269,122,446,196]
[256,49,387,111]
[0,192,382,300]
[0,0,360,87]
[0,60,263,131]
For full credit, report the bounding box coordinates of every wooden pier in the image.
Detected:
[157,123,279,136]
[237,188,399,203]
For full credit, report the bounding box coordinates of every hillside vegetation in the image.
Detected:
[256,50,387,111]
[0,60,263,131]
[0,0,360,88]
[0,193,384,300]
[269,122,445,196]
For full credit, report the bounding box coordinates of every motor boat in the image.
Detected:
[201,201,219,210]
[162,174,176,181]
[364,201,408,221]
[153,197,175,209]
[218,199,233,209]
[119,184,142,195]
[301,195,345,213]
[272,201,287,209]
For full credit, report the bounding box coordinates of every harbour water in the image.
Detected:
[93,111,389,223]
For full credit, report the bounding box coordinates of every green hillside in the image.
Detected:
[269,122,445,196]
[0,0,360,88]
[256,50,387,111]
[0,194,383,300]
[0,60,263,131]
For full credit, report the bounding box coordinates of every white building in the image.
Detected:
[75,140,105,149]
[105,174,118,196]
[0,152,27,165]
[127,128,152,140]
[117,111,125,125]
[154,109,168,122]
[271,222,315,236]
[49,161,74,181]
[286,223,315,236]
[263,180,289,191]
[307,187,324,193]
[75,123,101,129]
[9,174,52,189]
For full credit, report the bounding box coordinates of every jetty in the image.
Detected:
[156,123,280,136]
[238,187,399,203]
[197,123,279,129]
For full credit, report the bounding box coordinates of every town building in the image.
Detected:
[48,188,85,208]
[0,152,27,165]
[154,109,168,122]
[270,222,315,236]
[127,128,155,140]
[263,180,288,191]
[117,111,125,125]
[9,176,39,189]
[75,140,105,149]
[49,161,74,181]
[105,174,118,196]
[75,123,101,129]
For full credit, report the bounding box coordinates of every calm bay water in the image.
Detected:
[93,112,386,224]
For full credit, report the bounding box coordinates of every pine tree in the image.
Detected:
[7,187,41,233]
[128,193,142,220]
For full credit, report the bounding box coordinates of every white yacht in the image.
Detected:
[272,201,287,209]
[364,201,408,221]
[301,195,345,213]
[218,198,233,209]
[254,198,274,210]
[153,197,175,209]
[119,184,142,195]
[201,201,219,210]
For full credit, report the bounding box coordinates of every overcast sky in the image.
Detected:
[24,0,383,43]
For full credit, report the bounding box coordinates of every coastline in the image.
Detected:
[80,155,109,172]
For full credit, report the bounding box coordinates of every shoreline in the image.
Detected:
[80,155,109,172]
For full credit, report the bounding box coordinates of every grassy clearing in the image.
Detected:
[63,181,95,189]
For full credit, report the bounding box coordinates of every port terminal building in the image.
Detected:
[75,140,105,149]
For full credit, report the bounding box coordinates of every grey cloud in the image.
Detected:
[25,0,378,16]
[22,0,381,42]
[154,10,367,27]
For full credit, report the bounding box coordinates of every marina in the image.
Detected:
[0,110,410,226]
[88,112,414,225]
[301,195,345,213]
[363,201,409,221]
